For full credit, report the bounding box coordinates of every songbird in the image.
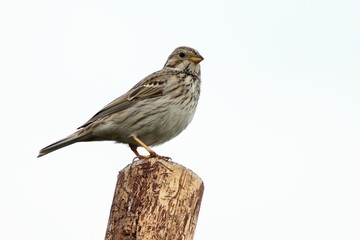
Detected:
[38,46,203,159]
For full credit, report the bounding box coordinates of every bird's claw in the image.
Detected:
[132,154,172,162]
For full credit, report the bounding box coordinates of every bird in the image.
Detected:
[37,46,204,159]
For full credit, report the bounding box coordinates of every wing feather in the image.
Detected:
[78,70,172,129]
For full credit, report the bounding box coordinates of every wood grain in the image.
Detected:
[105,157,204,240]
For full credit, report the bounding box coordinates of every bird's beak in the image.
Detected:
[189,55,204,64]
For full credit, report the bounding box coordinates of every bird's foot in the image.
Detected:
[132,154,151,161]
[132,152,171,162]
[130,137,172,161]
[150,151,172,161]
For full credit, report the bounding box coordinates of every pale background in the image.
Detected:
[1,0,360,239]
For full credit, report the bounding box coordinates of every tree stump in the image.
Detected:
[104,157,204,240]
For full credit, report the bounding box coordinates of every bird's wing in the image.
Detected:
[78,70,171,129]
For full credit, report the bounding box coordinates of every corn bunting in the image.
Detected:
[38,46,204,159]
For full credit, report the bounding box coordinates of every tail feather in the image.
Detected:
[37,133,94,158]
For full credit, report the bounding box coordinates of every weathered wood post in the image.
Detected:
[104,157,204,240]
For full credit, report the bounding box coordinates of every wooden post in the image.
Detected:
[104,157,204,240]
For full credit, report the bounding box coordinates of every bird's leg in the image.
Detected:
[131,136,158,158]
[129,144,143,161]
[130,136,171,161]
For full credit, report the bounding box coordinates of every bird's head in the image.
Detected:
[164,46,204,75]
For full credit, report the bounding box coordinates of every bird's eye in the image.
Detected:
[179,52,186,58]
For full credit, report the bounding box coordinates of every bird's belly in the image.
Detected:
[139,106,195,146]
[92,98,197,146]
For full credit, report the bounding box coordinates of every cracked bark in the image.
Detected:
[104,158,204,240]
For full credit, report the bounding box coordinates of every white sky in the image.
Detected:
[1,0,360,239]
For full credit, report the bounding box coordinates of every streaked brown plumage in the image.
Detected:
[38,46,203,159]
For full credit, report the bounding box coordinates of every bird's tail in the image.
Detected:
[37,131,94,158]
